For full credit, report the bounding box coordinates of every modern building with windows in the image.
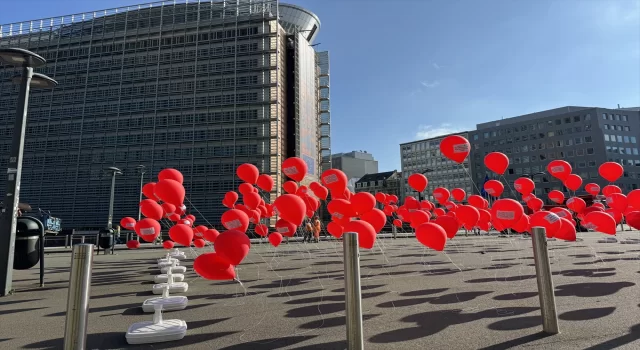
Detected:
[329,151,378,181]
[0,0,330,230]
[400,132,474,202]
[469,106,640,202]
[354,170,402,200]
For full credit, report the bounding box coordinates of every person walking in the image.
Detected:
[313,216,321,243]
[303,220,313,243]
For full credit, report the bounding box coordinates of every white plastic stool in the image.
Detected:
[126,304,187,344]
[152,269,188,294]
[154,273,185,283]
[161,265,187,274]
[142,285,188,313]
[170,249,187,260]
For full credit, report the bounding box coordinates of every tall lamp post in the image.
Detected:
[104,167,122,229]
[0,48,57,296]
[135,165,146,221]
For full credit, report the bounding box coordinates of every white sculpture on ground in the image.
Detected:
[170,248,187,260]
[161,260,187,274]
[142,284,188,313]
[152,266,188,294]
[126,304,187,344]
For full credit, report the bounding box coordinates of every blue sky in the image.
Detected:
[2,0,639,172]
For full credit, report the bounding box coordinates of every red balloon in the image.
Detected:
[343,220,376,249]
[120,217,136,230]
[435,215,459,239]
[484,152,509,175]
[566,197,587,213]
[522,193,537,203]
[169,224,194,247]
[555,218,577,241]
[605,209,623,224]
[387,195,399,204]
[606,193,628,212]
[255,224,268,237]
[478,209,491,224]
[237,163,259,184]
[223,191,239,209]
[283,181,298,194]
[351,192,376,216]
[408,174,428,193]
[602,185,622,196]
[416,222,447,251]
[583,211,617,235]
[327,221,344,238]
[456,205,480,230]
[410,210,431,228]
[512,214,530,233]
[328,199,355,223]
[375,192,387,204]
[140,199,163,220]
[268,232,283,247]
[599,162,623,182]
[514,177,535,195]
[193,253,235,280]
[468,195,485,209]
[161,203,176,217]
[162,240,174,249]
[547,160,572,181]
[154,179,185,206]
[625,211,640,230]
[404,196,420,210]
[451,188,466,202]
[193,238,206,248]
[321,169,348,193]
[175,204,186,216]
[158,168,184,184]
[360,208,386,233]
[126,240,140,249]
[238,183,254,195]
[168,213,180,222]
[142,182,157,200]
[433,187,450,203]
[433,208,446,217]
[383,205,395,216]
[492,216,507,231]
[282,157,308,182]
[527,197,544,212]
[550,207,574,222]
[627,189,640,209]
[296,186,310,197]
[444,201,458,211]
[491,198,524,229]
[135,218,161,242]
[243,192,261,210]
[186,214,196,223]
[275,219,297,237]
[221,209,250,233]
[548,190,565,204]
[585,183,601,196]
[392,219,403,227]
[214,230,251,265]
[312,185,329,200]
[256,174,274,192]
[203,228,220,242]
[483,180,504,197]
[563,174,583,192]
[439,135,470,164]
[274,194,306,226]
[530,211,562,238]
[177,218,193,227]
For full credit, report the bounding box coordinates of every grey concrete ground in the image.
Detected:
[1,230,639,349]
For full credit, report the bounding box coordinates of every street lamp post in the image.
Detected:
[105,167,122,229]
[0,48,57,296]
[136,165,146,221]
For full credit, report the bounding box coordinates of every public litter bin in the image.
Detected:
[14,217,44,270]
[98,228,115,249]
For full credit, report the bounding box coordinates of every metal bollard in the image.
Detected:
[531,226,560,334]
[80,236,85,244]
[65,235,69,248]
[343,232,364,349]
[63,244,94,350]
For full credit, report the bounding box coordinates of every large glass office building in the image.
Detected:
[0,0,330,230]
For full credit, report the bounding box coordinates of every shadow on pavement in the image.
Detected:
[493,292,538,301]
[218,335,317,350]
[555,282,635,297]
[558,307,616,321]
[583,323,640,350]
[477,332,551,350]
[298,313,380,329]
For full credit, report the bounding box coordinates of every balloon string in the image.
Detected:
[183,196,215,228]
[459,162,482,196]
[499,174,520,200]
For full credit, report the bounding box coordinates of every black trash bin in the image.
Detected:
[98,228,115,249]
[14,217,44,270]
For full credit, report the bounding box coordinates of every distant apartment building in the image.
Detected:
[469,106,640,203]
[329,151,378,180]
[400,132,473,202]
[354,170,402,199]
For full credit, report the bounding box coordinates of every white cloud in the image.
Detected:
[432,63,441,70]
[415,123,462,139]
[420,80,440,88]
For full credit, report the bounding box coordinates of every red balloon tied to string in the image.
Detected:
[193,253,235,280]
[451,188,466,202]
[478,209,491,224]
[514,177,535,195]
[434,215,459,239]
[555,218,577,241]
[296,186,309,197]
[483,180,504,197]
[530,211,562,238]
[158,168,184,184]
[135,218,161,242]
[275,219,297,237]
[404,196,420,210]
[186,214,196,223]
[120,217,136,230]
[203,228,220,242]
[351,192,376,216]
[550,207,574,223]
[236,163,259,184]
[221,209,250,233]
[585,183,601,196]
[624,211,640,230]
[490,198,524,229]
[547,160,572,181]
[168,213,180,222]
[243,192,261,210]
[484,152,510,175]
[491,216,507,232]
[392,219,403,228]
[433,208,446,217]
[194,225,208,236]
[433,187,450,203]
[161,202,176,217]
[407,174,428,192]
[478,221,491,232]
[327,221,344,238]
[548,190,565,204]
[563,174,583,192]
[527,197,544,212]
[416,222,447,251]
[512,214,530,233]
[410,210,431,228]
[566,196,587,213]
[360,208,386,233]
[177,218,192,227]
[383,205,395,216]
[602,185,622,196]
[247,210,261,225]
[583,211,617,235]
[522,193,536,203]
[343,220,376,249]
[444,201,458,211]
[274,194,306,226]
[387,195,399,204]
[312,185,329,200]
[142,182,157,200]
[467,195,485,209]
[169,224,194,247]
[599,162,624,182]
[328,199,355,221]
[439,135,471,164]
[605,209,623,224]
[256,174,274,192]
[456,205,480,230]
[222,191,239,208]
[154,179,185,206]
[126,240,140,249]
[321,169,348,193]
[238,183,254,195]
[283,181,298,194]
[268,232,283,247]
[163,240,174,249]
[282,157,308,182]
[375,192,387,204]
[627,189,640,209]
[583,206,604,216]
[606,193,628,212]
[214,230,251,265]
[255,224,268,237]
[193,238,206,248]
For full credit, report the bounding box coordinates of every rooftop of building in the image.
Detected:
[400,131,470,146]
[355,170,398,184]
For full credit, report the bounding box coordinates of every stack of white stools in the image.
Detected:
[152,265,189,294]
[126,304,187,344]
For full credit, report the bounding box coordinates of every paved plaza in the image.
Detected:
[1,231,640,349]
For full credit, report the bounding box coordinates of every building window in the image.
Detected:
[586,148,595,155]
[588,161,596,167]
[624,126,630,131]
[585,136,593,143]
[614,114,620,121]
[602,113,607,119]
[473,134,479,140]
[585,113,591,120]
[632,136,637,143]
[622,115,628,121]
[624,136,630,143]
[604,124,609,130]
[573,116,581,122]
[548,131,555,137]
[555,119,562,125]
[576,149,584,156]
[617,135,623,142]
